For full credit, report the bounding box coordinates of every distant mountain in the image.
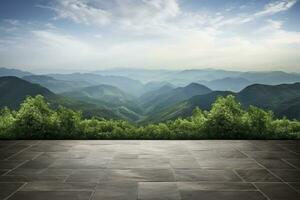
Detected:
[140,83,212,114]
[23,75,91,93]
[239,71,300,85]
[62,84,134,105]
[142,81,175,94]
[200,77,252,92]
[167,69,242,85]
[47,73,144,96]
[0,67,33,78]
[0,76,57,109]
[145,82,300,122]
[93,68,176,83]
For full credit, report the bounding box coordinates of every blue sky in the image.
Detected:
[0,0,299,73]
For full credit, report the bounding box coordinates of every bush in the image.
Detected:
[0,95,299,139]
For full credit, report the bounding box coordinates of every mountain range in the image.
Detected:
[1,67,300,123]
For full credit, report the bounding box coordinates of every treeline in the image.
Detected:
[0,95,299,139]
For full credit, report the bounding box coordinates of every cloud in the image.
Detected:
[215,0,298,27]
[255,0,297,17]
[47,0,111,26]
[47,0,179,28]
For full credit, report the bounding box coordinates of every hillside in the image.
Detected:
[237,83,300,110]
[62,84,143,121]
[0,77,130,120]
[0,76,56,108]
[140,83,212,114]
[62,84,134,104]
[145,83,300,123]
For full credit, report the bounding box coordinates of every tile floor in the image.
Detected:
[0,140,299,200]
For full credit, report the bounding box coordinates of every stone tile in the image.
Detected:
[0,183,24,200]
[138,182,180,200]
[170,157,200,169]
[7,168,44,176]
[43,152,88,159]
[109,158,171,169]
[289,183,300,193]
[284,159,300,168]
[8,191,92,200]
[66,170,107,183]
[50,159,108,169]
[256,159,295,169]
[179,191,266,200]
[174,169,242,182]
[0,175,66,182]
[192,150,248,159]
[177,182,257,191]
[271,170,300,182]
[28,144,71,152]
[0,169,8,175]
[18,155,55,169]
[8,152,42,161]
[255,183,300,200]
[236,169,281,182]
[280,144,300,154]
[0,160,24,170]
[250,142,286,151]
[108,169,175,182]
[39,169,74,176]
[93,181,137,200]
[21,182,96,191]
[243,151,300,159]
[197,159,262,169]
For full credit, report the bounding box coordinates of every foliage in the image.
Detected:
[0,95,299,139]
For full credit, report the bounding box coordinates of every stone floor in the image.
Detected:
[0,140,300,200]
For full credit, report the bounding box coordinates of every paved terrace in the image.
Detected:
[0,140,300,200]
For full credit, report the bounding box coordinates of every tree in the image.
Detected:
[244,106,273,138]
[205,95,245,138]
[13,95,54,138]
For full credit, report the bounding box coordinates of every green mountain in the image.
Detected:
[237,83,300,110]
[0,67,33,77]
[140,83,212,114]
[146,83,300,123]
[0,76,56,108]
[62,84,134,105]
[139,84,174,106]
[61,84,144,121]
[0,77,127,120]
[23,75,91,93]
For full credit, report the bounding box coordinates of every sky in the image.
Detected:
[0,0,299,73]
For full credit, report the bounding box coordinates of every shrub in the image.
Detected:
[0,95,299,139]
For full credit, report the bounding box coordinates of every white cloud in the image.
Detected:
[255,0,297,17]
[215,0,298,27]
[49,0,111,26]
[48,0,179,29]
